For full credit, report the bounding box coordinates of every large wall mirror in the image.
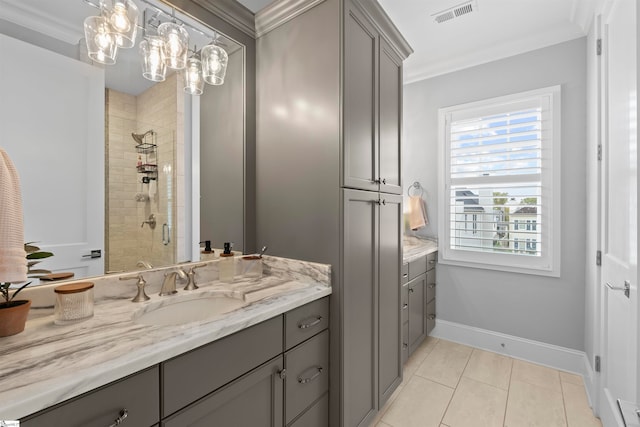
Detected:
[0,0,255,283]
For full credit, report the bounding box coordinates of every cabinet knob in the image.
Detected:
[428,314,436,320]
[428,284,436,289]
[279,369,287,379]
[402,343,408,349]
[402,303,408,309]
[107,409,128,427]
[409,287,414,293]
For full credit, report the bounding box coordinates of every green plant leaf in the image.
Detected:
[26,251,54,260]
[10,281,32,301]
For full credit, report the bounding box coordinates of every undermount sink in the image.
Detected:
[134,295,246,326]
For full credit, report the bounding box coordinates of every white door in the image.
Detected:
[0,34,105,281]
[599,0,639,425]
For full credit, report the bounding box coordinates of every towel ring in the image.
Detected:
[407,181,424,197]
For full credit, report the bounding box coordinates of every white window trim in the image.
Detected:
[437,86,561,277]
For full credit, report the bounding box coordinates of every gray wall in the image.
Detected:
[403,37,587,350]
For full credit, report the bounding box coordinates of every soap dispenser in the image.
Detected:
[200,240,216,261]
[218,242,235,282]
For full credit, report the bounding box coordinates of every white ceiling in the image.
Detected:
[374,0,593,83]
[239,0,595,85]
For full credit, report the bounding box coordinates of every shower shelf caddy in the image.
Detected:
[135,140,157,180]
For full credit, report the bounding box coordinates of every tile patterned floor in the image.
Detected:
[372,337,602,427]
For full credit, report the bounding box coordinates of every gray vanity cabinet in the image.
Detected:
[343,189,402,427]
[401,251,438,360]
[344,1,403,195]
[255,1,410,426]
[408,273,427,354]
[20,366,160,427]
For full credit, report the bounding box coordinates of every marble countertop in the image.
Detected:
[403,235,438,263]
[0,256,331,421]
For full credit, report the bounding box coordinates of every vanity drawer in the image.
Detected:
[401,263,409,284]
[161,315,283,417]
[427,300,436,335]
[21,366,159,427]
[427,269,436,303]
[401,283,409,325]
[427,252,437,271]
[285,297,329,350]
[408,256,427,280]
[285,330,329,424]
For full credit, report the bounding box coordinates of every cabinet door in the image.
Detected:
[344,1,379,192]
[343,188,378,427]
[162,357,284,427]
[378,37,403,195]
[378,193,402,406]
[408,274,427,355]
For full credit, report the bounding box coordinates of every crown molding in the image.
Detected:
[0,0,82,45]
[352,0,413,60]
[192,0,256,38]
[255,0,325,38]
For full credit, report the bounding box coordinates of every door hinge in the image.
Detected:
[597,38,602,56]
[595,355,601,372]
[597,144,602,161]
[596,250,602,266]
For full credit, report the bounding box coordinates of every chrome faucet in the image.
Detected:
[184,263,207,291]
[159,269,187,296]
[119,274,150,302]
[137,260,153,269]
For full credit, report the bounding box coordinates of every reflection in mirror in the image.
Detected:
[0,0,245,283]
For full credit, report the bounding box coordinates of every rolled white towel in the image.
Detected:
[0,148,27,283]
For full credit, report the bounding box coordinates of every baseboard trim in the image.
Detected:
[432,319,588,377]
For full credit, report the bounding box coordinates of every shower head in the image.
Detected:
[131,130,155,144]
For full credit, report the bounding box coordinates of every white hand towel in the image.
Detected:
[0,148,27,283]
[148,179,157,201]
[408,196,429,231]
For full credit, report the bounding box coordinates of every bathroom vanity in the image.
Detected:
[0,256,331,426]
[402,236,438,362]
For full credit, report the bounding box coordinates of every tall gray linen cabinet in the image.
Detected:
[255,0,412,426]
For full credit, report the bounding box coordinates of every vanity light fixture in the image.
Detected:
[201,42,228,86]
[81,0,229,91]
[83,15,118,64]
[183,52,204,95]
[140,35,166,81]
[158,21,189,70]
[101,0,139,48]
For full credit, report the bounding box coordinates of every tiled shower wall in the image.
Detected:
[106,73,184,273]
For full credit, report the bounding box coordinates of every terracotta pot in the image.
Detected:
[0,300,31,337]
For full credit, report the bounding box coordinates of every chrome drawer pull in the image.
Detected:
[298,316,322,329]
[108,409,128,427]
[298,366,323,384]
[402,303,408,309]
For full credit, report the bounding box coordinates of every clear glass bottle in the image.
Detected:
[218,253,235,282]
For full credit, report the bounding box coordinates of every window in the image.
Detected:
[438,86,561,276]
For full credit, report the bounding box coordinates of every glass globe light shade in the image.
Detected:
[158,22,189,70]
[140,36,166,82]
[183,56,204,95]
[84,16,118,65]
[201,44,228,85]
[101,0,139,49]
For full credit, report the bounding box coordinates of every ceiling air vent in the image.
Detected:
[433,0,477,24]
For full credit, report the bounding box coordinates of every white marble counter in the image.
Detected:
[0,256,331,421]
[403,235,438,263]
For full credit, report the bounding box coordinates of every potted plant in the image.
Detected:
[0,243,53,337]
